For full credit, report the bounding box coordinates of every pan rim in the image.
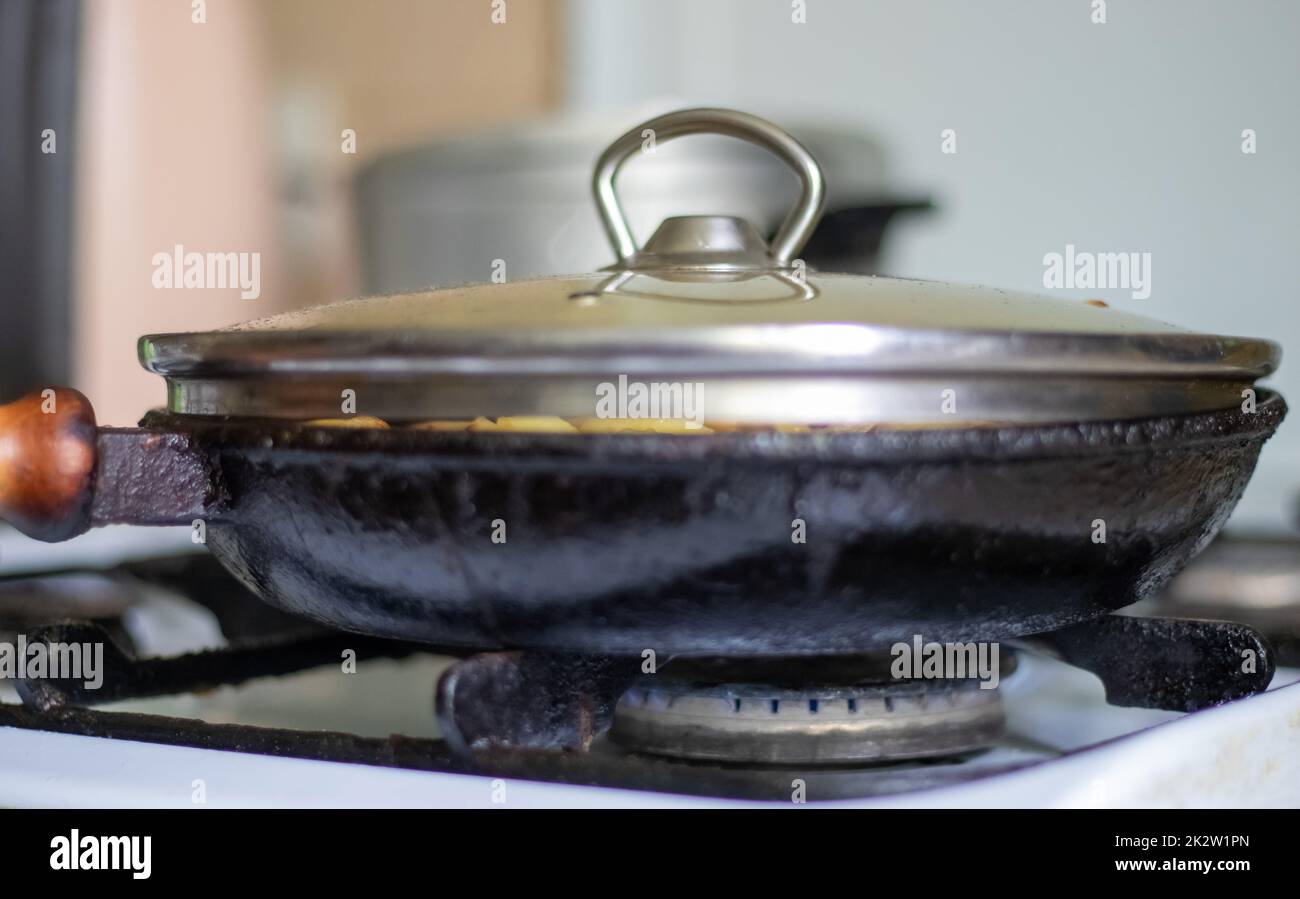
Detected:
[134,390,1286,468]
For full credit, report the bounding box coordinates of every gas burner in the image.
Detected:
[602,653,1007,765]
[0,551,1290,804]
[609,675,1005,765]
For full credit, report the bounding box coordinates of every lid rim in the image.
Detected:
[139,325,1281,381]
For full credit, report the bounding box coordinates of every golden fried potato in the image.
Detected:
[569,417,713,434]
[408,420,475,431]
[302,416,390,429]
[493,416,580,433]
[398,416,581,433]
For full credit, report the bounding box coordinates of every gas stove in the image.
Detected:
[1,525,1298,808]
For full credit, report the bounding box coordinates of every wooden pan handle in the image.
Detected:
[0,387,97,541]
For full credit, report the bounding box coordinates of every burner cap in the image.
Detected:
[609,675,1005,766]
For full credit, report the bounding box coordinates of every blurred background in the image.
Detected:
[1,0,1297,528]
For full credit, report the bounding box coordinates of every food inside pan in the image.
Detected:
[301,416,985,433]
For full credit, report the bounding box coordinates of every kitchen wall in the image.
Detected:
[261,0,560,311]
[72,0,559,425]
[74,0,285,427]
[563,0,1300,529]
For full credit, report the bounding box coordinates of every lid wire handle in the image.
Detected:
[592,108,827,267]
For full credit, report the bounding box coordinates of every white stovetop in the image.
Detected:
[1,525,1299,807]
[2,663,1298,808]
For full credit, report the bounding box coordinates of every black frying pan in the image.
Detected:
[0,388,1283,654]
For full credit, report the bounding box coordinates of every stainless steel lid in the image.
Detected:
[140,108,1279,426]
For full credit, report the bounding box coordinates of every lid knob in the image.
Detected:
[592,108,827,271]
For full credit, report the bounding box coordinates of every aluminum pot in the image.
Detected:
[353,107,926,292]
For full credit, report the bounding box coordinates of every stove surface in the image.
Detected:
[2,658,1297,808]
[1,525,1298,808]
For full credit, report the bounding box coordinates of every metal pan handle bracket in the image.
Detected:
[592,108,827,269]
